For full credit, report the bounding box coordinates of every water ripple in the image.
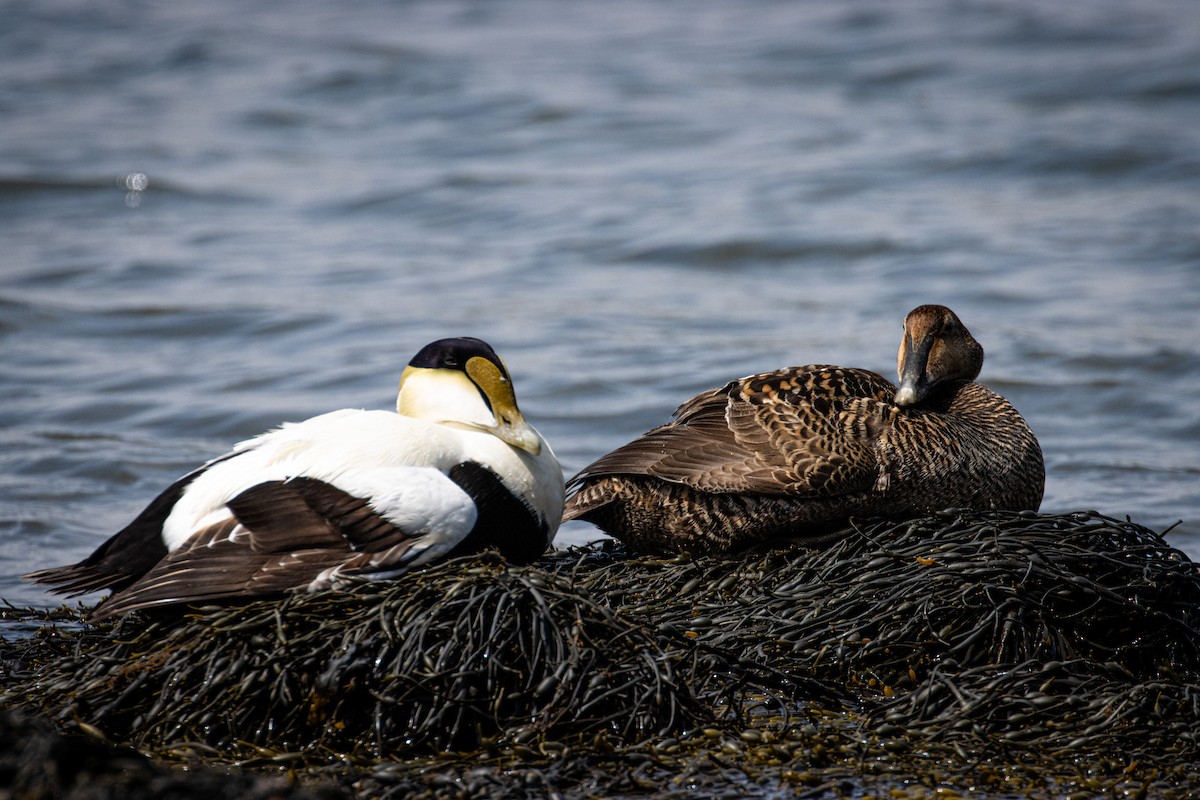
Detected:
[2,0,1198,595]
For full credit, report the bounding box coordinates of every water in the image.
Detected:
[2,0,1198,608]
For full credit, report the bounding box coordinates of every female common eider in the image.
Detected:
[27,337,564,618]
[562,305,1044,555]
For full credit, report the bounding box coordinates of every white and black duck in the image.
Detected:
[563,305,1044,555]
[28,337,564,618]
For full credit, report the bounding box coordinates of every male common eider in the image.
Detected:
[27,337,565,618]
[562,305,1044,555]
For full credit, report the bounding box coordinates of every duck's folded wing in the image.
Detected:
[567,366,896,497]
[92,469,477,618]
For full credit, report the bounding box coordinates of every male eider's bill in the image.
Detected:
[27,337,565,619]
[562,305,1044,555]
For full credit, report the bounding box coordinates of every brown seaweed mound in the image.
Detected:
[4,552,728,761]
[4,510,1200,798]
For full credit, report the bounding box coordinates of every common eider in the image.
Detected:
[562,305,1044,555]
[27,337,565,618]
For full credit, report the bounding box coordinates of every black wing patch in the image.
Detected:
[446,462,549,565]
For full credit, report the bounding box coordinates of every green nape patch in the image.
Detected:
[4,510,1200,799]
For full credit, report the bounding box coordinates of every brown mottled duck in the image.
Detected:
[562,305,1044,555]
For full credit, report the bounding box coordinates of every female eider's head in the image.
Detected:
[894,305,985,407]
[397,337,543,455]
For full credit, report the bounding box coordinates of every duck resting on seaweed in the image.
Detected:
[27,337,564,619]
[563,305,1044,555]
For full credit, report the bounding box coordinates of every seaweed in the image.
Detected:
[4,510,1200,798]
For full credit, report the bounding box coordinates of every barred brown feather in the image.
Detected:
[563,306,1044,554]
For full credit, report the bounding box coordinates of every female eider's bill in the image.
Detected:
[27,337,564,619]
[563,305,1044,555]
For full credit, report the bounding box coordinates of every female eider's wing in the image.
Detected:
[567,365,897,500]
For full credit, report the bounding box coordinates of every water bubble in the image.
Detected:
[123,172,149,192]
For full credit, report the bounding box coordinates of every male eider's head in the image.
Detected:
[894,305,984,407]
[397,337,543,455]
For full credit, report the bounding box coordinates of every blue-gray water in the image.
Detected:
[3,0,1198,608]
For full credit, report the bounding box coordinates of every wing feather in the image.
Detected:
[92,474,473,618]
[567,366,897,498]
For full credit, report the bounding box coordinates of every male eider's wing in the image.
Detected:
[92,468,477,618]
[568,365,897,498]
